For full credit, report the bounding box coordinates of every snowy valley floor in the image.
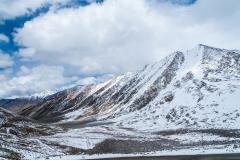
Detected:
[1,119,240,160]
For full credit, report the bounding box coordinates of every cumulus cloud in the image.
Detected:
[0,68,13,75]
[0,0,72,22]
[18,48,36,61]
[0,64,78,99]
[0,75,7,82]
[17,66,32,76]
[0,33,9,43]
[76,74,115,86]
[94,74,115,83]
[13,0,240,76]
[18,48,36,58]
[0,50,15,68]
[76,77,96,86]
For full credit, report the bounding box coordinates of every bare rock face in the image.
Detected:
[0,90,56,113]
[0,98,38,113]
[15,44,240,130]
[164,92,174,102]
[184,71,194,81]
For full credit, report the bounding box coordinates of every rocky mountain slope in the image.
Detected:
[0,98,38,113]
[20,44,240,130]
[0,85,87,114]
[0,107,66,159]
[0,91,56,113]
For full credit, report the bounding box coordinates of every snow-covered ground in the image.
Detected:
[39,146,240,160]
[1,105,240,159]
[3,125,240,159]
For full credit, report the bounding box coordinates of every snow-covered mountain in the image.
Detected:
[23,90,56,100]
[0,90,57,113]
[0,92,55,114]
[20,44,240,130]
[0,85,87,114]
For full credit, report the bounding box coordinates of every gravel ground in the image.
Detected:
[85,129,240,155]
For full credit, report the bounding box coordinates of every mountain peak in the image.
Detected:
[2,44,240,131]
[197,44,236,52]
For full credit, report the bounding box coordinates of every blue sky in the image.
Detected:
[0,0,239,99]
[0,0,96,78]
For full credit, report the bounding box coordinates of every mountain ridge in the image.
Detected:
[0,85,89,114]
[2,44,240,131]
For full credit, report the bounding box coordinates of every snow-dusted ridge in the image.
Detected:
[18,44,240,131]
[22,84,92,100]
[23,90,57,100]
[0,84,92,114]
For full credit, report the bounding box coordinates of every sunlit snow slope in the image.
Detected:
[20,44,240,130]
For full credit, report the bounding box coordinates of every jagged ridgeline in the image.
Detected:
[2,44,240,130]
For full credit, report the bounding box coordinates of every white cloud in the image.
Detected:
[0,0,71,22]
[0,75,7,82]
[0,33,9,43]
[76,77,96,86]
[94,74,115,83]
[13,0,240,76]
[18,48,36,58]
[0,64,78,99]
[17,66,31,76]
[0,68,13,75]
[0,50,14,68]
[76,74,115,86]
